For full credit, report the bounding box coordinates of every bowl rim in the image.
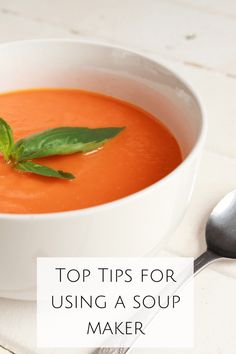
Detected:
[0,38,207,220]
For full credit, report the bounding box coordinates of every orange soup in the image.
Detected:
[0,89,182,214]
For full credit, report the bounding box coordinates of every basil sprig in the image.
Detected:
[0,118,125,180]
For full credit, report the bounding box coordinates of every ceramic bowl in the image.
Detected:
[0,39,206,300]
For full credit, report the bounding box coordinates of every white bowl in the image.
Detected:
[0,39,206,300]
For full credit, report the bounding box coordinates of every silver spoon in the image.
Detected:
[94,189,236,354]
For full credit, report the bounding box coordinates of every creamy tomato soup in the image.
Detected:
[0,89,182,213]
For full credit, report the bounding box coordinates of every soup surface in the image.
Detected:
[0,89,182,214]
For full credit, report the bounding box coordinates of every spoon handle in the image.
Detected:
[94,250,222,354]
[194,249,221,275]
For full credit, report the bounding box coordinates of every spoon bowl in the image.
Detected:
[194,189,236,274]
[206,190,236,259]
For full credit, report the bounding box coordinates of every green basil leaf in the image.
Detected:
[15,161,75,180]
[0,117,14,160]
[13,126,125,161]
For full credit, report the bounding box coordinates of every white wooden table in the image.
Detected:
[0,0,236,353]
